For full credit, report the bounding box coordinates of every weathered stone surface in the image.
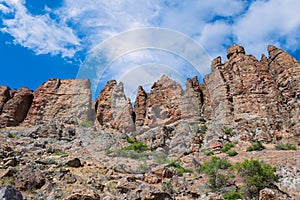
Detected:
[259,188,291,200]
[95,81,135,132]
[0,185,24,200]
[65,158,82,168]
[144,75,184,127]
[268,45,300,137]
[0,86,11,114]
[227,44,245,59]
[23,78,92,125]
[64,187,100,200]
[203,44,298,145]
[15,165,45,191]
[134,86,147,127]
[180,76,203,119]
[0,87,33,127]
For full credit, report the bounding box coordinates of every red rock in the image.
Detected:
[0,87,33,127]
[144,75,184,127]
[95,81,135,132]
[134,86,147,127]
[23,78,92,125]
[0,85,11,114]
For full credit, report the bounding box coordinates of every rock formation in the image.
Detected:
[0,87,33,127]
[23,78,92,125]
[95,81,135,132]
[0,44,299,200]
[203,44,299,144]
[95,44,299,142]
[0,79,92,127]
[0,44,298,142]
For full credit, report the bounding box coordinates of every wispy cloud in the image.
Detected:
[0,0,81,57]
[233,0,300,57]
[1,0,300,93]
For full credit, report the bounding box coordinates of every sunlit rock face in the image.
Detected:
[95,80,135,132]
[0,87,33,127]
[1,44,299,143]
[95,44,299,143]
[203,44,299,145]
[22,78,93,126]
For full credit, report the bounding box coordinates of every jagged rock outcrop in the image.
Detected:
[134,86,147,127]
[202,44,300,146]
[95,81,135,132]
[96,75,205,132]
[0,87,33,127]
[204,44,287,143]
[23,78,92,125]
[144,75,184,127]
[268,45,300,136]
[94,44,299,144]
[0,86,11,114]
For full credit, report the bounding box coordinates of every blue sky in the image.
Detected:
[0,0,300,98]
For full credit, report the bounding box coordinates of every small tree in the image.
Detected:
[200,156,231,189]
[234,159,278,199]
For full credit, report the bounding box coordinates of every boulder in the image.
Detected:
[0,87,33,127]
[0,185,24,200]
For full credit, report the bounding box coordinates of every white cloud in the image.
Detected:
[0,0,81,57]
[1,0,300,79]
[233,0,300,58]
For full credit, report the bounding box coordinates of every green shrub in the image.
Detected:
[246,141,265,152]
[7,132,16,138]
[275,143,297,150]
[168,160,193,176]
[127,137,136,144]
[199,124,208,134]
[54,152,69,157]
[222,142,235,153]
[162,179,175,194]
[204,150,214,156]
[176,167,193,176]
[79,121,93,127]
[122,141,151,153]
[44,158,57,165]
[226,150,238,157]
[234,159,278,199]
[168,160,182,168]
[224,127,233,135]
[200,156,231,189]
[223,190,242,200]
[193,124,207,135]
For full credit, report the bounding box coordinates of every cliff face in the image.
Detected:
[1,44,300,200]
[0,44,299,142]
[203,45,299,143]
[95,44,299,142]
[0,78,93,127]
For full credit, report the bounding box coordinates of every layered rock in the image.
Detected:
[133,86,147,127]
[23,78,92,125]
[95,81,135,132]
[268,45,300,136]
[0,87,33,127]
[96,75,205,132]
[203,44,299,144]
[143,75,184,127]
[0,86,11,114]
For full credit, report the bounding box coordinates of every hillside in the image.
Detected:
[0,44,299,200]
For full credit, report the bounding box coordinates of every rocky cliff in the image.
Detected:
[0,44,300,200]
[95,44,299,144]
[0,78,93,127]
